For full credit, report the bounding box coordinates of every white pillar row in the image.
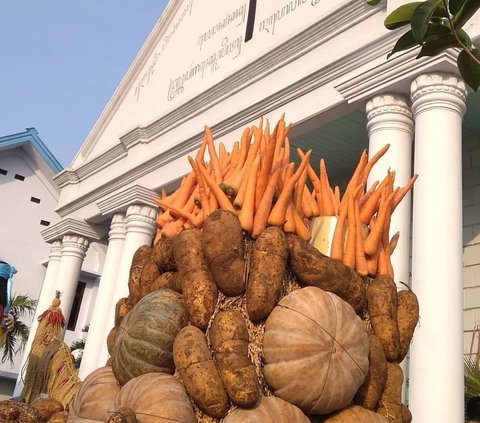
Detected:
[408,73,467,422]
[79,213,126,379]
[98,204,157,363]
[56,235,90,332]
[14,240,63,397]
[366,94,414,290]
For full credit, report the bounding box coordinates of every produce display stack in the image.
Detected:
[68,116,420,423]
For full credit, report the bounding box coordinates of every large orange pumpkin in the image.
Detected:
[112,289,187,385]
[68,366,120,421]
[262,286,369,415]
[222,396,309,423]
[107,373,196,423]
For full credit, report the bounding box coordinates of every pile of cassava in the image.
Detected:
[69,116,419,423]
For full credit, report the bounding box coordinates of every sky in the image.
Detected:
[0,1,169,167]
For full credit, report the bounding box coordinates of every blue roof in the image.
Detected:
[0,128,63,173]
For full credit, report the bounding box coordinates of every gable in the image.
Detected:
[74,0,354,166]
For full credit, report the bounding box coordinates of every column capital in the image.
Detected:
[125,204,157,236]
[410,73,468,117]
[109,213,127,241]
[48,240,63,261]
[366,93,413,137]
[61,234,89,260]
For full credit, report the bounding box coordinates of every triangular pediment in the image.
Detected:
[73,0,353,167]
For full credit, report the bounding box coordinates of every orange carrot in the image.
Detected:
[330,196,348,261]
[355,199,368,277]
[339,150,367,211]
[393,174,418,211]
[161,217,185,238]
[204,126,223,183]
[363,189,395,256]
[361,144,390,184]
[334,186,341,208]
[342,194,356,269]
[155,200,200,228]
[196,159,235,212]
[304,188,320,218]
[283,199,296,233]
[196,133,208,164]
[236,127,251,172]
[330,187,339,217]
[238,156,260,233]
[359,171,393,225]
[188,156,211,219]
[267,151,311,227]
[389,231,400,254]
[377,243,391,277]
[255,128,276,211]
[292,205,311,241]
[294,165,308,217]
[359,180,379,208]
[320,159,335,216]
[251,163,282,238]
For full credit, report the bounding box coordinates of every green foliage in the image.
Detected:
[367,0,480,90]
[69,324,89,368]
[465,356,480,399]
[1,294,37,366]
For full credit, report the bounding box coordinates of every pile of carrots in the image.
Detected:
[153,115,417,279]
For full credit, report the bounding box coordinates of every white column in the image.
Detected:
[409,73,467,422]
[366,94,414,289]
[98,204,157,362]
[57,235,90,329]
[79,214,126,379]
[14,241,62,396]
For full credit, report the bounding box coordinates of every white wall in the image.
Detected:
[0,151,59,374]
[463,132,480,357]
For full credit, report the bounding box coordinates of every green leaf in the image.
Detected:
[387,30,419,58]
[449,0,464,15]
[384,2,422,30]
[366,0,382,5]
[416,33,457,57]
[411,0,445,43]
[458,48,480,91]
[453,0,480,27]
[457,27,473,48]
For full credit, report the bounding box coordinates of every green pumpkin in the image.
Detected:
[112,289,187,386]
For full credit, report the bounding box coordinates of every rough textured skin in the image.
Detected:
[263,287,369,415]
[0,400,46,423]
[354,334,387,410]
[402,404,413,423]
[106,407,137,423]
[152,271,182,294]
[222,396,310,423]
[286,234,366,314]
[107,327,117,357]
[107,373,195,423]
[112,290,188,386]
[137,258,161,300]
[173,325,229,419]
[47,411,68,422]
[322,406,389,422]
[128,246,153,306]
[247,227,287,321]
[367,276,400,362]
[203,210,246,296]
[115,298,132,328]
[68,366,120,422]
[377,362,404,423]
[209,310,260,407]
[396,289,419,363]
[31,398,63,421]
[152,236,176,272]
[172,228,217,330]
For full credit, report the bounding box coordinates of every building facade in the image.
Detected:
[17,1,480,420]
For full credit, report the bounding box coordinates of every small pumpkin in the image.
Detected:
[68,366,120,422]
[262,287,369,415]
[112,289,188,386]
[107,373,196,423]
[222,396,309,423]
[322,405,389,422]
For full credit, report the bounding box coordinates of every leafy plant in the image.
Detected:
[1,294,37,365]
[465,356,480,399]
[366,0,480,90]
[70,324,89,368]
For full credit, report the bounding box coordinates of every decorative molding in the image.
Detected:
[48,241,63,261]
[125,204,157,236]
[68,0,380,180]
[366,94,412,119]
[411,72,468,117]
[55,31,403,218]
[108,213,127,241]
[336,49,460,103]
[60,235,89,260]
[54,168,80,187]
[41,217,107,243]
[96,184,159,216]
